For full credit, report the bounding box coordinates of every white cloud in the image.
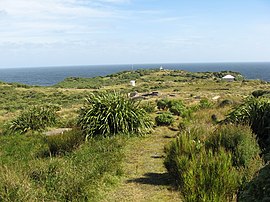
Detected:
[97,0,130,3]
[0,0,121,45]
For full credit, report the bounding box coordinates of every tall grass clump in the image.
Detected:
[78,92,152,137]
[206,125,263,184]
[155,112,174,126]
[164,125,263,201]
[8,105,59,134]
[198,98,214,109]
[224,97,270,150]
[28,137,124,201]
[46,129,85,156]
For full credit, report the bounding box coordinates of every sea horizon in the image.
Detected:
[0,61,270,86]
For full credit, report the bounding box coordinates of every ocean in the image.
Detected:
[0,62,269,86]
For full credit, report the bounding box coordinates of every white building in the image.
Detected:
[130,80,136,86]
[222,75,235,82]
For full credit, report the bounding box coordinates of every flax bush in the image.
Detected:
[8,105,59,134]
[78,92,153,137]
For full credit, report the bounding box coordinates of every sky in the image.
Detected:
[0,0,270,68]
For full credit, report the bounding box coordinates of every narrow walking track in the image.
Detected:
[104,127,182,202]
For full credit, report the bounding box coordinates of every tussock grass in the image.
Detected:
[46,128,85,156]
[78,92,153,137]
[8,105,59,134]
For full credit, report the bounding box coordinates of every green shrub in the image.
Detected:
[46,129,85,156]
[78,92,153,137]
[164,125,263,202]
[8,105,59,134]
[206,125,261,167]
[164,133,239,202]
[155,112,174,126]
[224,97,270,151]
[238,164,270,202]
[156,99,170,110]
[168,100,187,116]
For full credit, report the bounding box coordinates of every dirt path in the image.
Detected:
[104,127,182,202]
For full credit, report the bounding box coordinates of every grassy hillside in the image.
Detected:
[0,68,269,201]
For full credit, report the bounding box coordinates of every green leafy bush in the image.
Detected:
[9,105,59,134]
[224,97,270,150]
[78,92,153,137]
[168,100,187,116]
[156,99,170,110]
[164,133,239,201]
[206,125,261,168]
[164,125,263,202]
[155,112,174,126]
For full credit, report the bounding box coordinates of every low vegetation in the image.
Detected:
[46,128,85,155]
[0,68,269,201]
[0,133,125,201]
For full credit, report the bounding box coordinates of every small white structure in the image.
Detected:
[222,75,235,82]
[130,80,136,87]
[160,66,163,70]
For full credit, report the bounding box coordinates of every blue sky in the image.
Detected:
[0,0,270,68]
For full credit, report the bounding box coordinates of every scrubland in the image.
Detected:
[0,69,269,201]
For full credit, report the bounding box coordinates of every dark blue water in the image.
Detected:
[0,62,269,86]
